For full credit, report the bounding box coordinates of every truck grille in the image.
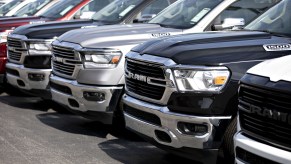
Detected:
[7,39,22,48]
[52,46,75,59]
[125,59,166,100]
[239,85,291,149]
[52,61,75,76]
[7,38,24,62]
[8,50,22,61]
[52,45,80,78]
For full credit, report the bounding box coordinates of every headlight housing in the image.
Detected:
[173,67,230,92]
[28,41,52,55]
[82,49,122,68]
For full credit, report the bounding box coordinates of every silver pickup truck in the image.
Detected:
[49,0,268,124]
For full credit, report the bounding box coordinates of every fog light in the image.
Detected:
[28,73,45,81]
[178,122,208,135]
[83,91,105,102]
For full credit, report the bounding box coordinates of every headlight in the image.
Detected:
[173,67,230,92]
[28,42,52,55]
[83,49,122,68]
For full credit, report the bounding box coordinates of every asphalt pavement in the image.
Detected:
[0,90,197,164]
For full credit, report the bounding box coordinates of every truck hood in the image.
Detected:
[247,55,291,82]
[0,16,50,31]
[57,23,183,48]
[131,31,291,65]
[13,19,107,39]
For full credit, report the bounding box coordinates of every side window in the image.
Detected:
[134,0,176,23]
[73,0,112,19]
[210,0,278,30]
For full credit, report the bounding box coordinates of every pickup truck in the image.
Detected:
[122,0,291,163]
[5,0,174,98]
[234,4,291,161]
[235,57,291,164]
[48,0,275,124]
[2,0,110,84]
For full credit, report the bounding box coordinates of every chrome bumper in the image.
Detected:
[6,62,51,90]
[50,75,123,114]
[123,94,231,149]
[234,132,291,164]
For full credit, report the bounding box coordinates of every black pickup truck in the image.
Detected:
[122,0,291,163]
[5,0,174,98]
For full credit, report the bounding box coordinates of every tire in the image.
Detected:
[112,100,125,130]
[222,116,237,163]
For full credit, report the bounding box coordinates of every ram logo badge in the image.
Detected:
[127,71,148,83]
[263,44,291,51]
[240,101,291,125]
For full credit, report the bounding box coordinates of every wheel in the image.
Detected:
[112,100,125,129]
[222,116,237,163]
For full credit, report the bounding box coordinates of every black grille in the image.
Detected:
[239,85,291,149]
[236,147,279,164]
[7,39,22,48]
[50,81,72,95]
[126,59,165,79]
[125,59,166,100]
[24,56,51,69]
[124,105,161,126]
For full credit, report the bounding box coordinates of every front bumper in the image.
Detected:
[50,75,123,124]
[6,62,51,90]
[234,132,291,164]
[123,94,231,150]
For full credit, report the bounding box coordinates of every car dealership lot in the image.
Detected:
[0,90,199,164]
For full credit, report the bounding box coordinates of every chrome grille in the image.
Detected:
[7,38,24,62]
[52,46,75,59]
[52,45,81,78]
[52,61,75,76]
[8,50,21,61]
[125,59,166,100]
[7,38,22,48]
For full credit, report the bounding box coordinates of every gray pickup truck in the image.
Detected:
[5,0,175,98]
[49,0,275,124]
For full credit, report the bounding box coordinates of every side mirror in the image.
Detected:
[214,18,245,30]
[79,11,96,19]
[134,14,157,23]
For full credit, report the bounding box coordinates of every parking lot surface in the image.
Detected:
[0,91,198,164]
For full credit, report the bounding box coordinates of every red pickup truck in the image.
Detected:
[0,0,112,83]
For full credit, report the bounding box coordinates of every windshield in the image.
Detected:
[245,0,291,36]
[149,0,222,29]
[92,0,143,22]
[13,0,51,17]
[40,0,82,18]
[0,0,23,16]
